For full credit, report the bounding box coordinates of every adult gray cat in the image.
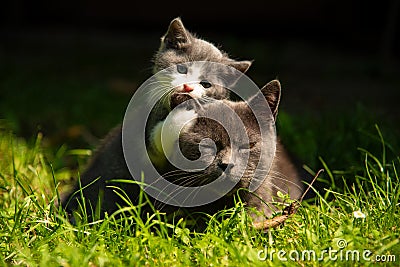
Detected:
[160,80,305,220]
[62,80,306,223]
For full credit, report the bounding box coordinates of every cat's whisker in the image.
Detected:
[146,85,174,105]
[161,169,188,178]
[269,170,301,181]
[144,80,173,93]
[153,172,208,210]
[147,89,175,113]
[199,96,217,104]
[178,174,211,205]
[145,170,189,188]
[258,180,287,196]
[263,175,304,192]
[247,168,304,191]
[144,87,171,100]
[144,83,172,95]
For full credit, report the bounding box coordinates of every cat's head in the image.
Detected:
[171,80,281,191]
[153,18,252,107]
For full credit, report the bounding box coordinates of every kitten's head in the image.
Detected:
[153,18,252,108]
[172,80,281,192]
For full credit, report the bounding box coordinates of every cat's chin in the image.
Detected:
[170,93,193,110]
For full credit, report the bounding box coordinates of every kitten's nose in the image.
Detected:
[183,84,194,92]
[218,162,234,172]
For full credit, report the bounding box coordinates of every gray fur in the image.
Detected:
[153,17,252,73]
[61,80,306,223]
[176,80,304,220]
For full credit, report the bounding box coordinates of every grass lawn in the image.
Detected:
[1,112,399,266]
[1,32,399,266]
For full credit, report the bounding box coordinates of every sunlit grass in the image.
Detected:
[0,122,399,266]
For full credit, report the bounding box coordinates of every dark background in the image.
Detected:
[2,1,398,46]
[0,0,399,169]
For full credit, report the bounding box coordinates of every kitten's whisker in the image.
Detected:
[147,86,174,105]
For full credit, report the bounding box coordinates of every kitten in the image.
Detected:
[151,17,251,108]
[147,17,252,167]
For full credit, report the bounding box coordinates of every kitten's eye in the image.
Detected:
[177,64,188,74]
[200,80,212,88]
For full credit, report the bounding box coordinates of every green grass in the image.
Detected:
[1,29,400,266]
[0,118,399,266]
[1,33,400,266]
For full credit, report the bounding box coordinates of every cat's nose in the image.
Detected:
[218,162,234,172]
[183,84,194,92]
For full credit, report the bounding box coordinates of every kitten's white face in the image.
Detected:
[152,18,252,109]
[154,62,227,110]
[169,63,212,99]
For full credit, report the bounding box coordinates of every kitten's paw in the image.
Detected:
[170,93,193,110]
[170,93,205,112]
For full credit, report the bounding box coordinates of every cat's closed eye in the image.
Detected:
[238,142,257,151]
[197,141,218,157]
[177,64,188,74]
[199,140,217,150]
[200,80,212,89]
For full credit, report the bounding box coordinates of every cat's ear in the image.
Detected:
[227,60,253,73]
[217,60,252,89]
[162,17,191,49]
[247,80,281,120]
[260,80,281,119]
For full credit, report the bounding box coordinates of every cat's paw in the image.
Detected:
[170,93,193,110]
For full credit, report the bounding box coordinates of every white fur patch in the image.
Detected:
[151,108,197,158]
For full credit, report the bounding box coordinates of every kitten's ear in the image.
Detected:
[260,80,281,118]
[162,17,191,49]
[227,60,253,73]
